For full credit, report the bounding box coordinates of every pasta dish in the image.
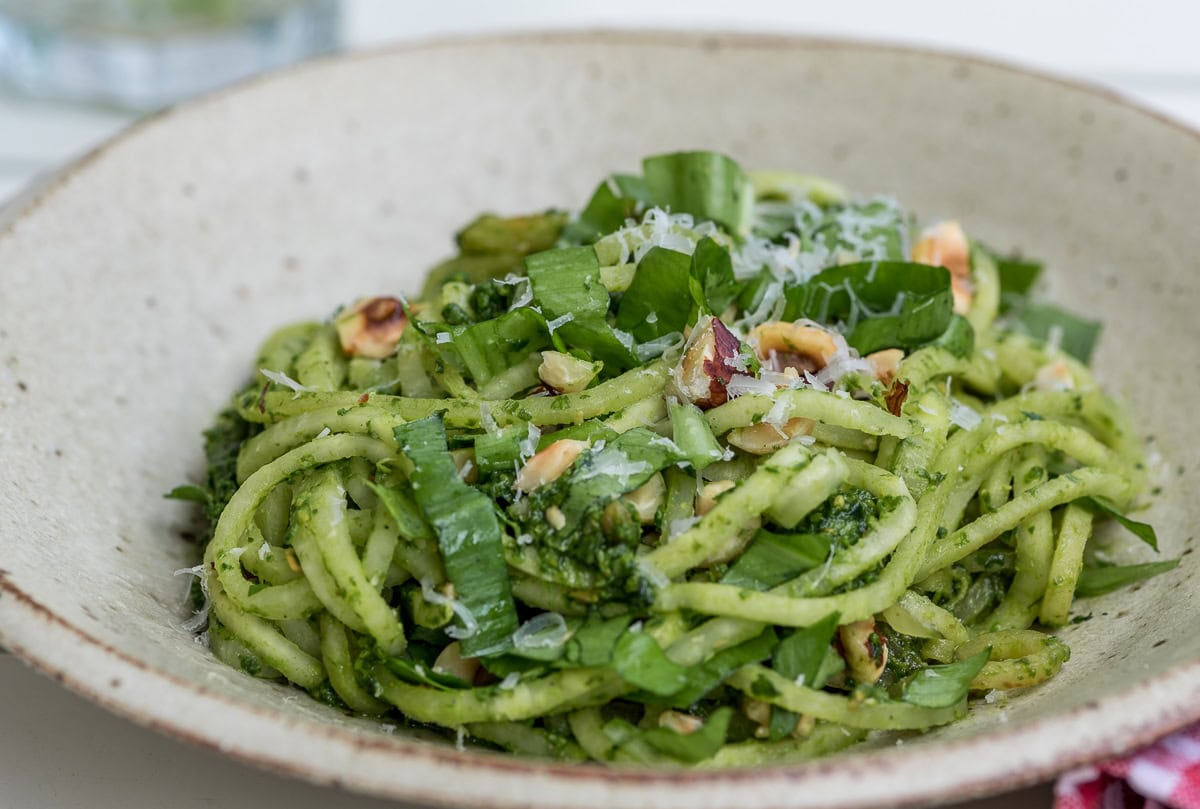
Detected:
[173,151,1173,765]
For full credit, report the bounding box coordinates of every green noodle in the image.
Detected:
[178,151,1166,766]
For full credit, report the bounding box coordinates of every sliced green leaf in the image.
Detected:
[453,308,550,385]
[558,428,686,530]
[1080,496,1159,550]
[782,261,953,355]
[165,484,209,504]
[722,530,833,590]
[1075,560,1180,598]
[772,611,841,690]
[929,314,976,359]
[357,641,470,691]
[979,244,1042,314]
[646,628,778,708]
[366,482,434,542]
[613,173,652,203]
[811,199,909,261]
[640,707,733,763]
[525,246,608,317]
[562,179,640,245]
[615,246,695,341]
[612,631,690,696]
[1010,302,1101,365]
[522,248,638,371]
[557,614,634,669]
[767,707,800,741]
[736,265,776,314]
[642,151,749,233]
[691,237,739,315]
[473,424,526,476]
[394,415,518,656]
[554,317,639,372]
[901,648,991,708]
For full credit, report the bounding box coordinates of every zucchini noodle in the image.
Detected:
[176,150,1170,766]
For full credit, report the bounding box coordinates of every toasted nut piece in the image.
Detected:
[658,710,704,735]
[545,505,567,530]
[675,316,741,409]
[515,439,589,492]
[696,479,736,516]
[741,696,772,739]
[911,221,973,315]
[335,296,408,358]
[285,548,302,573]
[866,348,905,386]
[537,351,601,394]
[726,417,815,455]
[432,641,480,682]
[1033,359,1075,392]
[750,321,839,375]
[622,473,665,524]
[450,448,478,484]
[600,500,638,537]
[792,714,816,739]
[838,619,888,686]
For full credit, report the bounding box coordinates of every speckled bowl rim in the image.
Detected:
[2,30,1200,809]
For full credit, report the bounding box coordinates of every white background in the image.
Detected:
[2,2,1197,807]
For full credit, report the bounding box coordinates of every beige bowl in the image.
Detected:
[1,32,1198,809]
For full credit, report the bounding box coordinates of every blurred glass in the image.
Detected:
[0,0,340,110]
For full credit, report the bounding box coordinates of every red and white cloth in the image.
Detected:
[1056,725,1200,809]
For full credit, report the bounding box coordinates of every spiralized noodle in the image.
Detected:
[179,151,1169,767]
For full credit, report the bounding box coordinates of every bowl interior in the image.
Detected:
[1,32,1199,809]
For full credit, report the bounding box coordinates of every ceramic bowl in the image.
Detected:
[1,32,1198,809]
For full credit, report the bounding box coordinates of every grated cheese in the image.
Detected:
[726,374,777,398]
[948,400,983,430]
[260,368,316,395]
[575,447,651,487]
[518,423,540,461]
[512,612,570,650]
[546,313,574,333]
[421,577,479,640]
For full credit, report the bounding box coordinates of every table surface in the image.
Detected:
[2,3,1198,808]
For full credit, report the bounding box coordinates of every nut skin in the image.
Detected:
[336,296,408,358]
[867,347,909,416]
[750,321,840,375]
[676,317,741,409]
[911,221,973,315]
[884,379,909,417]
